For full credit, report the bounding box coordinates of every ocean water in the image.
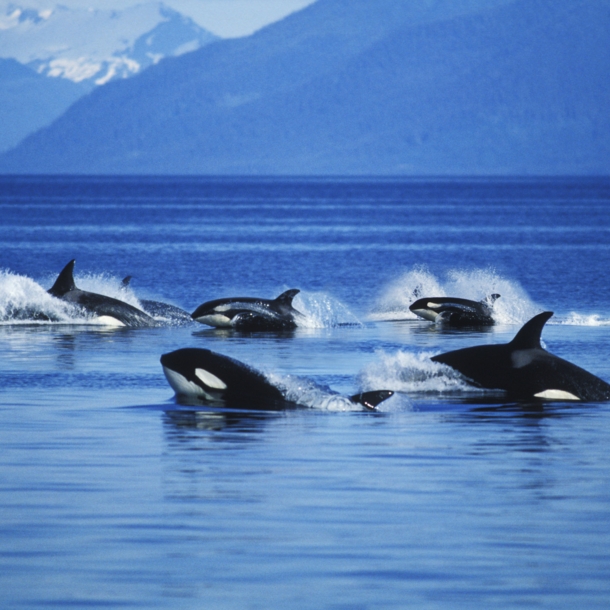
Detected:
[1,175,610,608]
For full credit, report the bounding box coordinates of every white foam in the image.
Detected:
[76,273,144,309]
[293,291,363,329]
[359,349,482,396]
[559,312,610,326]
[369,265,541,324]
[0,269,153,325]
[368,266,443,320]
[266,371,389,411]
[0,269,79,323]
[264,372,354,410]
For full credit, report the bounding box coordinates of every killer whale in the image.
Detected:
[160,347,393,410]
[121,276,192,323]
[48,260,155,327]
[431,311,610,401]
[191,289,303,331]
[410,294,500,326]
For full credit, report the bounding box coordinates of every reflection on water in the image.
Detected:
[163,406,278,436]
[151,397,610,610]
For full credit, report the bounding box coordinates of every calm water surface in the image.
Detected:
[1,176,610,608]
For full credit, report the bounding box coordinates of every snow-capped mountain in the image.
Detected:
[2,0,606,175]
[0,2,219,88]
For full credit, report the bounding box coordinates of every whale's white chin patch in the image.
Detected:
[195,368,227,390]
[163,367,206,397]
[93,315,125,326]
[413,309,438,322]
[194,314,232,327]
[534,389,581,401]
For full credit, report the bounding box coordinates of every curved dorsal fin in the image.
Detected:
[509,311,553,350]
[273,289,300,307]
[48,259,77,296]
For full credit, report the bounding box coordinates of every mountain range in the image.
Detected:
[1,0,608,174]
[0,2,218,152]
[0,56,84,152]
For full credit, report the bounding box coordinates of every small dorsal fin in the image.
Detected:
[274,289,300,307]
[121,275,132,288]
[48,259,77,296]
[509,311,553,350]
[350,390,394,410]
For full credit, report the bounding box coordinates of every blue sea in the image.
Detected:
[1,176,610,609]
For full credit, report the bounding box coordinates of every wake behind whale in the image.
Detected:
[161,348,394,411]
[432,312,610,402]
[0,264,185,326]
[362,314,610,403]
[0,269,75,323]
[192,288,363,331]
[48,260,155,327]
[370,266,541,325]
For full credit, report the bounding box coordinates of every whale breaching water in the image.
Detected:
[191,289,303,331]
[410,294,500,326]
[48,260,155,327]
[432,311,610,401]
[161,347,394,410]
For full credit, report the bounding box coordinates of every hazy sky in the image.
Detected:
[5,0,317,37]
[166,0,317,36]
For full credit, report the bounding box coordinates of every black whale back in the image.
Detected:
[432,311,610,401]
[48,259,155,327]
[431,342,512,390]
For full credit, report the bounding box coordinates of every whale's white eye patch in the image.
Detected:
[534,389,580,401]
[195,368,227,390]
[427,302,441,309]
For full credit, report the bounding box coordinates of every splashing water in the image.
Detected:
[294,291,363,328]
[76,273,144,310]
[359,349,483,396]
[369,266,541,324]
[368,266,443,321]
[443,268,540,324]
[0,270,79,323]
[559,312,610,326]
[0,269,154,325]
[265,372,362,411]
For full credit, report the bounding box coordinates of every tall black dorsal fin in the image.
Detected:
[509,311,554,350]
[350,390,394,410]
[274,289,300,307]
[48,259,77,296]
